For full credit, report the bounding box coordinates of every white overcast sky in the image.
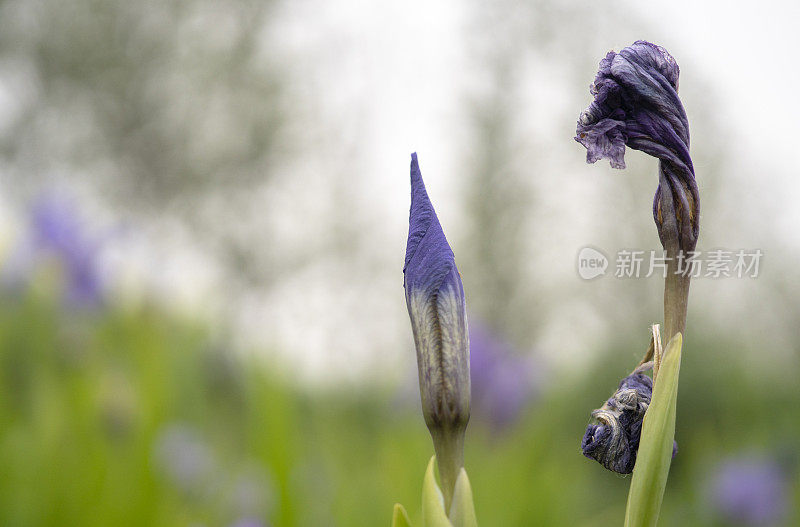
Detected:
[628,0,800,184]
[284,0,800,243]
[3,0,797,385]
[256,0,800,383]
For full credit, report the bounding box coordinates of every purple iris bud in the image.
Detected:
[403,152,469,506]
[710,456,789,526]
[581,371,677,474]
[575,41,699,253]
[469,320,538,430]
[403,153,470,434]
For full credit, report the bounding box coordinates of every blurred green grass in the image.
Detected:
[0,294,796,526]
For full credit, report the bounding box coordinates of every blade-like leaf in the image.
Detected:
[448,468,478,527]
[392,503,413,527]
[422,456,453,527]
[624,333,683,527]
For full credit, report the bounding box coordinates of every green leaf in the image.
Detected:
[392,503,413,527]
[448,468,478,527]
[422,456,453,527]
[624,333,683,527]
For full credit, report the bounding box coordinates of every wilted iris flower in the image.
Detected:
[575,40,699,254]
[581,371,650,474]
[710,455,789,526]
[403,152,470,507]
[469,319,539,431]
[581,368,678,474]
[577,42,696,477]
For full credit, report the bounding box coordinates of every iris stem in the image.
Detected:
[430,427,465,512]
[663,252,690,343]
[657,167,693,346]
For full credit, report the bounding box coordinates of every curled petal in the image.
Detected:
[575,41,699,252]
[576,114,627,169]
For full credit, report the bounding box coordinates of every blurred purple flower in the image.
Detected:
[229,519,267,527]
[153,423,216,496]
[31,194,105,305]
[469,319,540,430]
[224,463,275,521]
[2,193,105,306]
[710,455,789,526]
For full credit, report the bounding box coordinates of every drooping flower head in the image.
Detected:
[575,41,699,253]
[403,153,470,434]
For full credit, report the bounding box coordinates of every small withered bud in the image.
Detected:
[403,153,470,508]
[581,369,677,474]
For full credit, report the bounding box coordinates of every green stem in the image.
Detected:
[663,251,690,342]
[430,427,465,512]
[623,249,691,526]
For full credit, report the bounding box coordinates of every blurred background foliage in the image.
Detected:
[0,292,796,526]
[0,0,797,525]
